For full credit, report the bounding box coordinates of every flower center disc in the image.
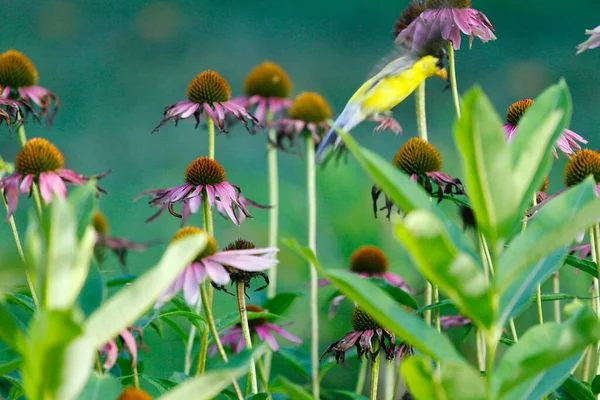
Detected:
[171,226,218,260]
[184,157,227,186]
[0,50,39,88]
[426,0,471,9]
[564,149,600,187]
[505,99,533,126]
[393,137,442,176]
[244,61,292,99]
[288,92,332,124]
[117,388,152,400]
[224,238,256,251]
[14,138,64,176]
[186,70,231,104]
[393,1,427,36]
[351,306,381,331]
[350,245,389,274]
[246,304,268,327]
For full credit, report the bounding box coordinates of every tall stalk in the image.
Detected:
[590,224,600,378]
[237,281,258,394]
[14,115,43,217]
[355,361,368,394]
[370,343,381,400]
[447,45,461,119]
[305,134,320,399]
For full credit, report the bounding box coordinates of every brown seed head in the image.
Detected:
[505,99,534,126]
[288,92,332,124]
[393,137,442,176]
[0,50,39,88]
[244,61,292,99]
[393,1,427,37]
[224,238,256,251]
[351,305,380,331]
[564,149,600,187]
[350,245,389,274]
[186,70,231,104]
[92,211,110,236]
[15,138,64,176]
[184,157,227,186]
[171,226,218,260]
[246,304,268,327]
[118,388,152,400]
[426,0,471,9]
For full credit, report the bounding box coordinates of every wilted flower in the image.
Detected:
[577,25,600,54]
[0,138,108,218]
[321,306,401,363]
[152,70,258,133]
[373,137,464,218]
[154,227,278,308]
[325,245,412,318]
[92,211,149,267]
[396,0,495,51]
[118,388,152,400]
[212,239,270,294]
[138,157,251,225]
[100,327,141,371]
[0,50,59,126]
[231,61,293,125]
[0,97,35,131]
[218,305,301,353]
[504,99,586,158]
[271,92,332,152]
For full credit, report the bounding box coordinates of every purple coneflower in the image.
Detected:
[373,137,464,218]
[117,388,152,400]
[396,0,495,50]
[100,327,141,371]
[271,92,332,152]
[92,211,149,267]
[321,305,403,363]
[154,227,278,309]
[0,138,108,218]
[218,305,301,353]
[138,157,251,225]
[0,50,59,126]
[212,239,272,294]
[152,70,258,133]
[325,245,412,318]
[439,315,471,329]
[504,99,587,158]
[577,25,600,54]
[231,61,293,125]
[215,194,269,225]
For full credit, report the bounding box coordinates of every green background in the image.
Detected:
[1,0,600,396]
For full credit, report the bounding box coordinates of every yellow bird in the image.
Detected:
[315,44,448,162]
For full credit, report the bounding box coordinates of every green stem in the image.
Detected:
[590,224,600,377]
[236,281,258,394]
[255,357,272,398]
[184,298,202,375]
[208,117,215,160]
[424,282,432,326]
[195,322,209,375]
[433,285,440,332]
[132,364,140,389]
[306,134,320,400]
[447,44,461,119]
[485,336,497,393]
[370,345,381,400]
[415,82,428,141]
[16,115,27,147]
[355,360,368,394]
[509,319,519,342]
[536,285,544,325]
[476,330,486,373]
[553,273,561,323]
[201,283,228,362]
[384,361,395,400]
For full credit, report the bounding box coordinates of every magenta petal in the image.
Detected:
[102,340,118,370]
[266,323,302,344]
[119,329,138,366]
[38,172,55,203]
[46,171,67,200]
[256,326,279,351]
[19,174,33,194]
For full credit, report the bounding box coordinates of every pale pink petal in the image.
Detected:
[102,340,118,370]
[38,172,55,203]
[183,266,201,305]
[202,259,231,285]
[45,171,67,200]
[19,174,33,193]
[119,329,138,366]
[328,294,346,319]
[266,323,302,344]
[256,326,279,351]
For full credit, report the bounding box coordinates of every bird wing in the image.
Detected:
[359,52,420,99]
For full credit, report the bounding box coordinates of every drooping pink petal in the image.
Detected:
[19,174,33,194]
[102,340,118,370]
[202,259,231,285]
[57,169,87,185]
[38,172,55,203]
[119,329,138,367]
[182,265,202,305]
[207,253,278,271]
[214,184,239,225]
[266,323,302,344]
[173,101,200,119]
[45,171,67,200]
[255,326,279,351]
[205,184,216,207]
[154,272,186,309]
[328,294,346,319]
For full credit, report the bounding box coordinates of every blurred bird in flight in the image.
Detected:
[315,39,448,163]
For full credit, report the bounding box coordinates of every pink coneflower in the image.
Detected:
[504,99,587,158]
[321,306,402,363]
[396,0,495,51]
[231,61,293,126]
[0,50,59,126]
[154,227,278,309]
[92,211,149,268]
[577,25,600,54]
[152,70,259,134]
[373,138,464,218]
[0,138,108,218]
[212,239,272,294]
[100,327,141,371]
[218,305,301,353]
[215,194,269,225]
[440,315,471,329]
[325,245,412,318]
[138,157,251,225]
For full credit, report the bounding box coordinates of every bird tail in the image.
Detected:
[315,104,362,163]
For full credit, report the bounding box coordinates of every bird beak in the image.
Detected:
[435,68,448,81]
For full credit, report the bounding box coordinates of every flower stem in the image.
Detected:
[208,117,215,160]
[536,285,544,325]
[355,361,368,394]
[433,285,441,332]
[201,282,227,360]
[370,346,381,400]
[255,357,272,399]
[236,281,258,394]
[553,273,561,323]
[132,364,140,389]
[509,319,519,342]
[384,360,395,400]
[589,224,600,378]
[415,82,428,142]
[447,44,461,119]
[305,134,320,400]
[476,330,486,373]
[195,322,209,375]
[485,335,497,392]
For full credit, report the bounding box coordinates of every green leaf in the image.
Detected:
[248,393,269,400]
[141,375,180,394]
[366,278,418,310]
[324,390,368,399]
[286,239,463,362]
[78,262,104,317]
[492,301,600,398]
[402,356,485,400]
[557,375,595,400]
[85,233,206,349]
[270,376,314,400]
[510,80,571,220]
[276,347,311,377]
[0,300,24,351]
[215,311,280,333]
[454,87,517,252]
[262,292,301,316]
[395,210,494,328]
[75,372,122,400]
[498,177,600,289]
[497,249,565,327]
[592,375,600,395]
[564,255,597,278]
[412,300,457,315]
[67,181,98,240]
